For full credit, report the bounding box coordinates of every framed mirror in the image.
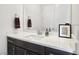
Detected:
[59,24,72,38]
[23,4,72,34]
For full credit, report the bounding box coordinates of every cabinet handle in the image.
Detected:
[13,47,15,55]
[24,50,27,55]
[8,40,14,43]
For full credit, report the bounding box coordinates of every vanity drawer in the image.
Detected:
[14,39,25,47]
[23,41,45,55]
[7,37,15,44]
[7,37,24,47]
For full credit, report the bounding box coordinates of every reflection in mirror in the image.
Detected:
[23,4,42,32]
[23,4,71,34]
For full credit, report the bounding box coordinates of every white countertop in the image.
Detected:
[7,31,77,53]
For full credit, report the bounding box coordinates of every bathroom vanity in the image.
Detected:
[7,31,76,55]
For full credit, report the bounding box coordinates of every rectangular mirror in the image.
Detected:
[23,4,72,33]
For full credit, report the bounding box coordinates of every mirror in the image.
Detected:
[23,4,71,33]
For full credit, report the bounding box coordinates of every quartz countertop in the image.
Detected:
[7,31,77,53]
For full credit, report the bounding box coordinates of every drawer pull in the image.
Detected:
[13,47,15,55]
[8,40,14,43]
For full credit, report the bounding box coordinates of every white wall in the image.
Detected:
[0,4,23,55]
[72,4,79,54]
[72,4,79,37]
[55,4,71,30]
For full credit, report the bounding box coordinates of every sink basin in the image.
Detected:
[24,34,44,39]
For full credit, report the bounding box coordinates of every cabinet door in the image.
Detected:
[8,42,15,55]
[15,46,27,55]
[23,41,45,55]
[45,47,73,55]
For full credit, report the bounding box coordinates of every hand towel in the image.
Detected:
[14,17,20,29]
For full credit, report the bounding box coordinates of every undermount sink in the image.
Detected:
[24,34,44,39]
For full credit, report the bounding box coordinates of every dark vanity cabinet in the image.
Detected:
[7,37,75,55]
[7,37,45,55]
